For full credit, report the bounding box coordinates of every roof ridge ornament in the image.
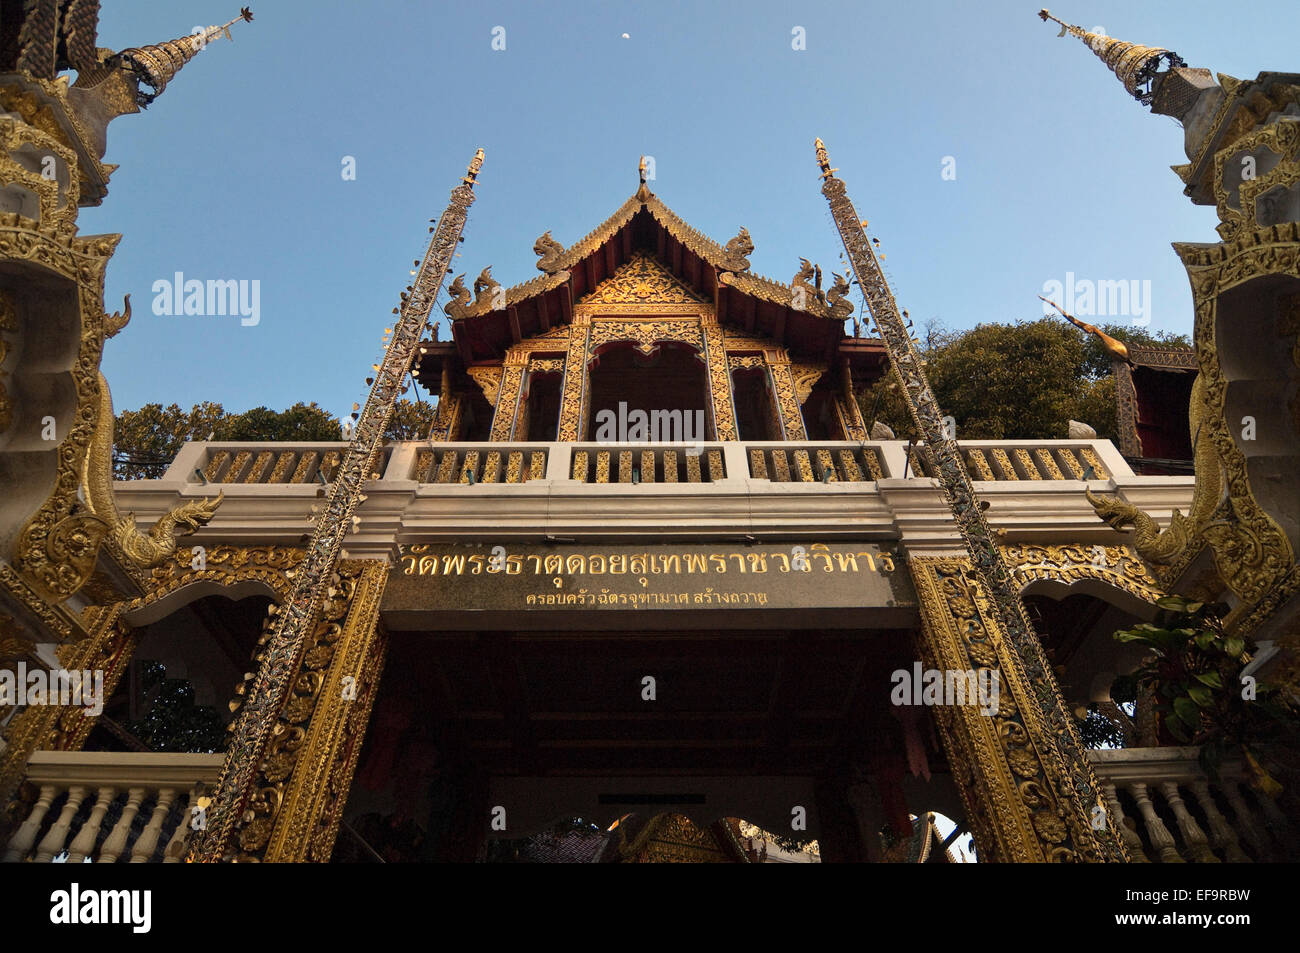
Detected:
[636,154,651,201]
[1037,9,1186,106]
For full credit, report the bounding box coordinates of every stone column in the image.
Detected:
[909,556,1119,862]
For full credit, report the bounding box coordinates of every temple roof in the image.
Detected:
[432,183,867,368]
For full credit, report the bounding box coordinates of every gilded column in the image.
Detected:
[765,350,808,440]
[489,360,527,441]
[836,362,868,441]
[701,317,738,440]
[557,318,590,441]
[244,561,389,862]
[909,556,1115,862]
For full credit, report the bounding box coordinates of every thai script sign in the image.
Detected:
[383,541,917,626]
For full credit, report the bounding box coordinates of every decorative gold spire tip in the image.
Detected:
[462,148,485,186]
[1036,9,1185,106]
[813,138,837,180]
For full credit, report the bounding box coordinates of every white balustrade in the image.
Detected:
[3,751,222,864]
[1089,747,1286,863]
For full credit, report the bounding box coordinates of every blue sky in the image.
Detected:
[82,0,1299,417]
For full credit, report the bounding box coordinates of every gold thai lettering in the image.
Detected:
[810,543,833,572]
[745,552,768,573]
[608,554,627,574]
[589,554,607,574]
[728,554,747,573]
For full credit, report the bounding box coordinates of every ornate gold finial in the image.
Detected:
[636,155,651,200]
[814,138,838,180]
[1040,295,1131,364]
[1037,9,1185,106]
[115,8,255,107]
[463,148,485,186]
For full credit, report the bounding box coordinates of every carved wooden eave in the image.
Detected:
[437,187,858,371]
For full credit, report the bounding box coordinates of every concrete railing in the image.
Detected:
[156,439,1135,488]
[3,751,223,863]
[1087,747,1292,862]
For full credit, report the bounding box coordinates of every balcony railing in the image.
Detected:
[3,751,223,863]
[6,745,1287,861]
[151,438,1135,489]
[1087,747,1292,862]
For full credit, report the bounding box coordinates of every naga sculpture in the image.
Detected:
[534,231,566,273]
[826,272,854,323]
[720,227,753,273]
[443,273,472,319]
[472,266,502,310]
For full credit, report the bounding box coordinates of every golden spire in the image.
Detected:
[1040,295,1131,364]
[117,7,254,106]
[814,138,838,180]
[1037,9,1185,105]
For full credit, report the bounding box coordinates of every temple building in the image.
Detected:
[0,6,1296,863]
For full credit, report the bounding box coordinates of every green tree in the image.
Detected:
[383,398,440,441]
[113,401,228,479]
[214,401,341,442]
[857,319,1190,441]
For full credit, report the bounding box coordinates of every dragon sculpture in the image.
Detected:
[720,227,753,273]
[1084,374,1223,569]
[84,371,223,575]
[791,258,826,310]
[443,273,472,319]
[471,266,503,311]
[825,272,854,325]
[104,294,131,339]
[534,231,566,274]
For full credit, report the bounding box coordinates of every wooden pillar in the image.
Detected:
[489,361,527,441]
[701,316,738,440]
[556,319,590,441]
[909,555,1116,862]
[835,361,868,440]
[765,351,808,440]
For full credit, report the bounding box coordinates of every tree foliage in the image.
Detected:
[114,398,441,479]
[857,319,1190,441]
